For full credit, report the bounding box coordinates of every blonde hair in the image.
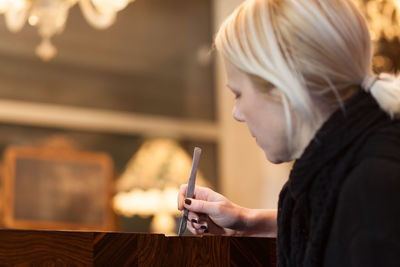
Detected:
[215,0,400,156]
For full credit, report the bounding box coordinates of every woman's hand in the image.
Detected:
[177,184,249,235]
[177,184,278,237]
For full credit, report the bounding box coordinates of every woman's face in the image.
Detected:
[225,59,290,164]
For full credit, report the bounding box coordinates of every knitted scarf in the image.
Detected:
[277,90,394,267]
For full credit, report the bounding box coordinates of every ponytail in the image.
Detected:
[362,73,400,118]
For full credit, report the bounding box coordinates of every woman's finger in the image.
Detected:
[190,218,208,230]
[190,221,207,230]
[186,221,206,235]
[183,198,220,216]
[178,185,213,210]
[187,211,199,223]
[196,213,210,229]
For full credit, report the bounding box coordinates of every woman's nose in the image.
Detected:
[232,106,245,122]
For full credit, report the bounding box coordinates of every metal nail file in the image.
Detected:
[178,147,202,236]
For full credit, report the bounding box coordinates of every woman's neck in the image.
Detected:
[290,87,359,160]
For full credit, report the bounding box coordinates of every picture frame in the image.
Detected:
[2,146,115,231]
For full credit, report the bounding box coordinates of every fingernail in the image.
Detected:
[184,199,192,205]
[191,218,198,223]
[204,229,209,234]
[200,225,207,230]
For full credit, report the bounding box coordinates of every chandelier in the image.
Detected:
[0,0,135,61]
[353,0,400,41]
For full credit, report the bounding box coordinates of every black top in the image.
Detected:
[277,90,400,267]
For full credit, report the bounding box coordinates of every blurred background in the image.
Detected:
[0,0,398,235]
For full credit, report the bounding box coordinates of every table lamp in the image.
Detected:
[113,138,209,235]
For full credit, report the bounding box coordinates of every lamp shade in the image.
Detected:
[113,138,209,220]
[115,138,208,192]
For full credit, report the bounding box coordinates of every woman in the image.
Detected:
[178,0,400,266]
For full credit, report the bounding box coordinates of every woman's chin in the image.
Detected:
[268,158,285,164]
[264,151,291,164]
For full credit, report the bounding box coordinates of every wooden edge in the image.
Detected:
[0,230,277,266]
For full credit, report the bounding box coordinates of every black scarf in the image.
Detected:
[277,90,394,267]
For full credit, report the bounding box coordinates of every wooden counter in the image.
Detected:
[0,229,276,266]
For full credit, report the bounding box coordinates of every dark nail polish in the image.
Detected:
[191,218,198,223]
[185,199,192,205]
[200,225,207,230]
[204,229,209,234]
